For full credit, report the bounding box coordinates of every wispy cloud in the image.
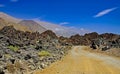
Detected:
[10,0,19,2]
[59,22,69,25]
[94,7,118,18]
[0,4,5,7]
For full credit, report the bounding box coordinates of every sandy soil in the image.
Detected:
[34,46,120,74]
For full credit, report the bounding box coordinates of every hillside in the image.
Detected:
[18,20,47,33]
[35,20,90,37]
[0,12,90,37]
[0,12,47,33]
[0,12,21,23]
[0,18,30,32]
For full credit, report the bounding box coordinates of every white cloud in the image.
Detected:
[0,4,5,7]
[10,0,19,2]
[59,22,69,25]
[94,7,118,18]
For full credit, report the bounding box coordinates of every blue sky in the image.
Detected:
[0,0,120,34]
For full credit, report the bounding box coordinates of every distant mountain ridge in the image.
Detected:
[0,12,21,23]
[35,20,91,37]
[0,12,91,37]
[0,18,30,32]
[18,20,47,33]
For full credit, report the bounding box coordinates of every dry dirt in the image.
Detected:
[34,46,120,74]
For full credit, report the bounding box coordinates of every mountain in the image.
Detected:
[0,12,90,36]
[0,18,30,31]
[18,20,47,33]
[0,12,46,33]
[0,12,21,23]
[35,20,91,37]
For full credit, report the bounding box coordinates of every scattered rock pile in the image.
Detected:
[67,32,120,57]
[58,32,120,53]
[90,33,120,51]
[69,34,89,45]
[0,26,71,74]
[67,32,120,50]
[59,36,71,46]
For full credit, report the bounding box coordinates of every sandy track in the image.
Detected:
[34,46,120,74]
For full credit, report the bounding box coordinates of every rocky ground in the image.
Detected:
[0,26,71,74]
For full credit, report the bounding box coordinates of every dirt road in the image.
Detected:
[34,46,120,74]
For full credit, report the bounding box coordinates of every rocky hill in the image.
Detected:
[0,26,71,74]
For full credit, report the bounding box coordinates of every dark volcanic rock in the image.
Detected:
[100,33,119,40]
[69,32,120,49]
[69,34,89,45]
[59,36,71,46]
[84,32,99,40]
[0,26,71,74]
[40,30,58,39]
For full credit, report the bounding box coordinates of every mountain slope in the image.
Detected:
[0,12,90,36]
[0,18,30,31]
[0,12,46,33]
[18,20,47,33]
[0,12,21,23]
[35,20,90,37]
